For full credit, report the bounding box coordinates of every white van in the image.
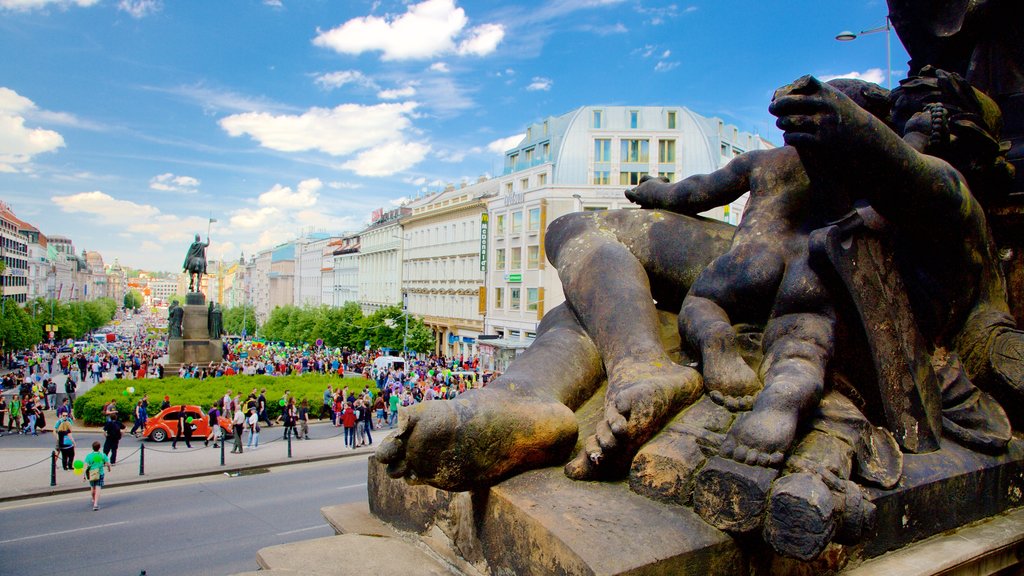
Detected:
[373,355,405,372]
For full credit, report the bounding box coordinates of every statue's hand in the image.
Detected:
[625,174,672,208]
[768,75,863,149]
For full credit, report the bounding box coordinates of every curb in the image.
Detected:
[0,445,375,503]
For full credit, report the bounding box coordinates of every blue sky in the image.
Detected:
[0,0,906,272]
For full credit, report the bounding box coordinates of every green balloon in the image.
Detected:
[122,390,128,396]
[73,460,83,469]
[279,398,286,406]
[186,416,193,424]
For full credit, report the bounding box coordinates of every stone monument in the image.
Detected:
[243,6,1024,575]
[164,234,222,375]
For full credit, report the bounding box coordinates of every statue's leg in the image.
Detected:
[376,303,604,491]
[549,209,733,479]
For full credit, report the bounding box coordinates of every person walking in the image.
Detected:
[205,402,222,448]
[0,396,6,437]
[360,398,374,447]
[341,402,357,449]
[231,406,245,454]
[171,405,193,449]
[7,395,20,433]
[282,398,296,441]
[246,407,260,449]
[83,441,111,511]
[102,416,124,465]
[298,399,310,440]
[22,395,38,435]
[129,399,146,438]
[257,388,272,428]
[54,414,75,470]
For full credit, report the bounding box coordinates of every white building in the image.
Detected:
[358,208,408,315]
[294,234,337,308]
[401,178,497,356]
[485,105,772,339]
[0,202,30,305]
[329,235,360,307]
[252,249,272,324]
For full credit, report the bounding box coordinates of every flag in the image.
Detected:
[209,218,218,223]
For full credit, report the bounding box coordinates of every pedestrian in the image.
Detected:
[257,388,271,428]
[282,398,296,440]
[129,396,148,438]
[373,395,386,429]
[388,390,400,428]
[7,395,20,433]
[83,441,111,511]
[246,407,260,449]
[360,398,374,447]
[102,399,118,422]
[342,402,357,449]
[205,401,222,448]
[64,370,77,403]
[102,416,124,464]
[298,399,310,440]
[22,395,38,435]
[321,385,333,420]
[231,406,245,454]
[54,414,75,470]
[160,395,170,411]
[171,405,193,449]
[0,396,6,437]
[55,397,72,420]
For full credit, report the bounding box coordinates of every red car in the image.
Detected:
[143,405,233,442]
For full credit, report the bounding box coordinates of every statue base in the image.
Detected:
[164,296,223,374]
[185,292,205,306]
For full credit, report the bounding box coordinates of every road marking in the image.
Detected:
[276,525,327,536]
[336,482,366,490]
[0,521,128,545]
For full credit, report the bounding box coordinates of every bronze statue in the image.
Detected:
[376,69,1024,562]
[183,234,209,293]
[168,300,183,339]
[208,302,223,339]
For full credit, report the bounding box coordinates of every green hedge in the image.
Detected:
[74,373,377,425]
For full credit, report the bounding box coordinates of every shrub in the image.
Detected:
[75,373,377,425]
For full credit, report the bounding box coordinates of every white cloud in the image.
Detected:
[654,61,679,72]
[52,191,160,225]
[341,141,430,176]
[456,23,504,56]
[263,0,282,7]
[661,50,671,59]
[0,0,98,10]
[313,0,502,61]
[229,206,280,231]
[488,133,524,154]
[437,149,466,163]
[819,68,886,85]
[327,181,363,190]
[258,178,321,209]
[429,62,450,73]
[389,196,410,207]
[404,176,427,187]
[314,70,376,91]
[527,77,552,91]
[378,85,417,100]
[0,87,65,172]
[150,173,200,194]
[118,0,160,18]
[220,101,418,157]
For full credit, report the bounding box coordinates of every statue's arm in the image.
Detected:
[770,75,967,229]
[627,154,754,215]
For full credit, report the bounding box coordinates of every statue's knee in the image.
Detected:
[546,212,594,264]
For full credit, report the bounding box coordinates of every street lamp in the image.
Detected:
[835,16,892,89]
[402,291,409,359]
[572,194,583,212]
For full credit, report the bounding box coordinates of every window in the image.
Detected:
[537,172,547,186]
[511,211,523,233]
[619,171,648,186]
[630,110,639,129]
[494,287,503,309]
[495,214,506,235]
[496,248,506,269]
[509,153,519,170]
[659,139,676,163]
[511,247,522,269]
[526,127,532,141]
[593,171,610,185]
[524,147,534,165]
[528,207,541,232]
[510,288,521,310]
[527,287,539,311]
[527,245,540,268]
[594,138,611,162]
[621,139,649,163]
[542,142,550,159]
[520,177,529,191]
[667,110,677,129]
[593,110,603,128]
[721,143,730,157]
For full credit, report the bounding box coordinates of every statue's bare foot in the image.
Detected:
[704,353,761,411]
[719,406,797,468]
[565,360,701,480]
[376,388,578,492]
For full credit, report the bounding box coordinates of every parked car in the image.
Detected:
[143,405,233,442]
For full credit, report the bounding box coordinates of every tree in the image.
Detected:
[123,290,144,310]
[0,301,42,352]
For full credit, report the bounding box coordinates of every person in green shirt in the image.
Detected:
[7,396,20,433]
[83,441,111,511]
[388,392,400,428]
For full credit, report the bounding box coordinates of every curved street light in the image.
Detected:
[835,17,892,89]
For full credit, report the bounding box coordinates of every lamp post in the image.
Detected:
[835,16,892,89]
[402,291,409,359]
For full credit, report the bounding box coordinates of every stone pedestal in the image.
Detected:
[164,292,223,374]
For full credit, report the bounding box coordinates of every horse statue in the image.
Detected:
[183,234,209,293]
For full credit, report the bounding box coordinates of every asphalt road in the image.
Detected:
[0,457,370,576]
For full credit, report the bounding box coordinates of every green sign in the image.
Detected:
[507,273,522,282]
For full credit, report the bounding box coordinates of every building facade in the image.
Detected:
[0,202,29,305]
[329,235,360,308]
[401,178,497,356]
[294,234,337,308]
[358,208,408,315]
[484,105,772,339]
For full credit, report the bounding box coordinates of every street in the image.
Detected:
[0,457,369,576]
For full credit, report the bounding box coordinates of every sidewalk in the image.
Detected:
[0,420,392,502]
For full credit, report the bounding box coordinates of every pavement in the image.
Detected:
[0,417,392,502]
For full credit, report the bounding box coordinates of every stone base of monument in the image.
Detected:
[164,292,223,374]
